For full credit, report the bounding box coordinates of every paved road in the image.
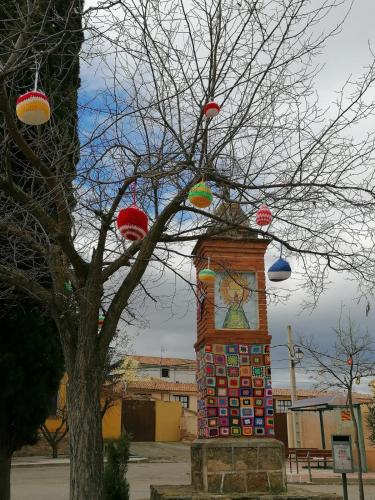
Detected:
[11,461,375,500]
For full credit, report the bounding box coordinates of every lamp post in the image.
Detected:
[287,325,304,448]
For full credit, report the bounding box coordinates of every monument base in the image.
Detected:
[191,438,286,494]
[150,484,342,500]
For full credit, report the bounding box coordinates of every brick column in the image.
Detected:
[193,236,274,440]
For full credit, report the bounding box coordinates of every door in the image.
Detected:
[122,400,155,441]
[274,412,289,455]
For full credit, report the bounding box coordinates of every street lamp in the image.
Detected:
[292,346,304,365]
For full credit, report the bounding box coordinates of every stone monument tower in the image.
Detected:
[191,201,286,494]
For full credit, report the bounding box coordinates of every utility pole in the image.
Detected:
[287,325,301,448]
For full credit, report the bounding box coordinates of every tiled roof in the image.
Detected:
[127,380,197,393]
[126,379,371,402]
[128,355,196,368]
[273,387,370,402]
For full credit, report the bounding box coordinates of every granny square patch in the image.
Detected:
[239,355,250,365]
[251,345,262,354]
[254,398,264,407]
[229,397,240,407]
[265,388,272,397]
[263,345,270,353]
[226,354,239,366]
[255,417,264,427]
[253,389,264,397]
[240,397,252,407]
[219,417,229,426]
[227,366,239,377]
[205,344,213,353]
[253,378,265,388]
[230,417,241,426]
[205,364,215,375]
[240,407,254,417]
[266,417,274,426]
[218,397,228,407]
[214,354,226,364]
[254,408,264,417]
[239,344,249,354]
[239,366,251,376]
[264,354,271,365]
[208,418,218,427]
[228,388,240,397]
[209,427,219,437]
[240,388,252,397]
[207,377,216,387]
[205,352,214,363]
[219,427,230,436]
[207,407,218,417]
[217,387,228,396]
[219,407,228,416]
[255,427,265,436]
[225,344,238,354]
[230,408,240,416]
[231,427,241,436]
[266,408,274,416]
[217,377,227,387]
[265,367,271,377]
[265,378,272,388]
[242,417,253,426]
[206,387,216,396]
[265,398,273,407]
[240,377,251,387]
[212,344,225,354]
[215,365,226,376]
[242,426,253,436]
[228,377,239,388]
[251,355,263,366]
[252,366,264,377]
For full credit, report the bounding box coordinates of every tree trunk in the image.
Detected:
[0,452,11,500]
[52,442,58,459]
[348,390,364,500]
[67,370,104,500]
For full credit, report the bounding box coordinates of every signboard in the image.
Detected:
[331,435,354,474]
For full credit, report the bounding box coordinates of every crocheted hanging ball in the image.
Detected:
[116,205,148,241]
[98,315,105,327]
[256,204,272,226]
[198,268,216,283]
[188,182,213,208]
[16,90,51,125]
[347,357,353,366]
[267,257,291,282]
[203,101,220,118]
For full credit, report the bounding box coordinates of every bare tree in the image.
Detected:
[299,318,375,500]
[40,405,69,459]
[2,1,375,499]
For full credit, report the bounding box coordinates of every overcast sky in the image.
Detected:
[83,0,375,391]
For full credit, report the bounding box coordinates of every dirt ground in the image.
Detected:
[10,442,375,500]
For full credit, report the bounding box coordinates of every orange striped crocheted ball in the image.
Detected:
[198,268,216,283]
[188,182,213,209]
[16,90,50,125]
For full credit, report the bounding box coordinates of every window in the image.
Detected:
[173,395,189,408]
[161,367,170,378]
[275,399,292,413]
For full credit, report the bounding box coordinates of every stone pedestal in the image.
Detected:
[191,438,286,495]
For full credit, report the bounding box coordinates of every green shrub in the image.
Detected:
[104,433,131,500]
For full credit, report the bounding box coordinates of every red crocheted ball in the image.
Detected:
[203,101,220,118]
[256,204,272,226]
[116,205,148,241]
